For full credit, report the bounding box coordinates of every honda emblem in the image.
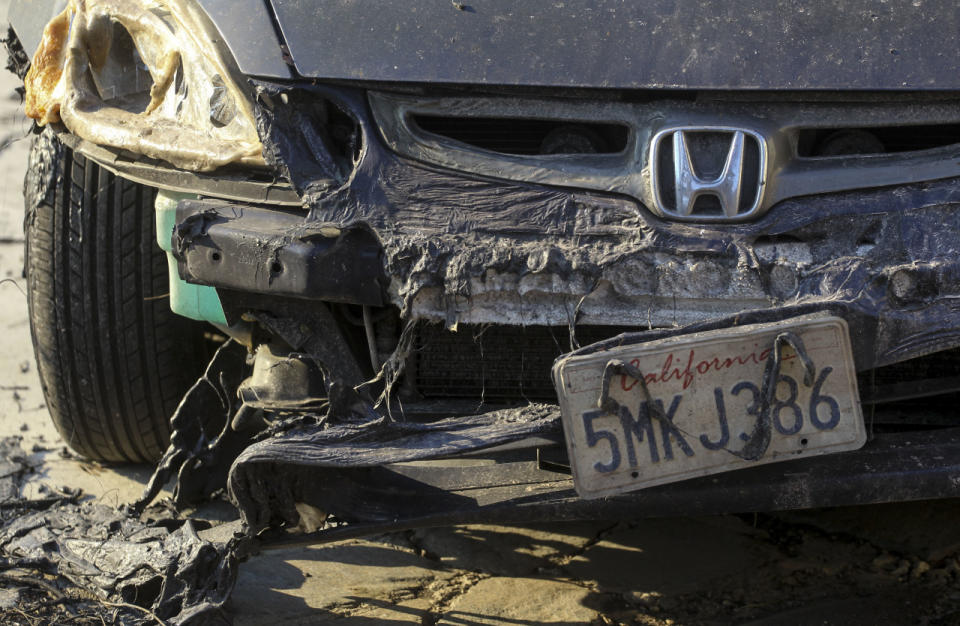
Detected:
[651,127,766,221]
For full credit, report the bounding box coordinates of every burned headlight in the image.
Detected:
[24,0,262,171]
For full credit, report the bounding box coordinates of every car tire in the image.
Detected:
[24,131,209,463]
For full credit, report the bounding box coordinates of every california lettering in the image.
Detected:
[621,346,787,392]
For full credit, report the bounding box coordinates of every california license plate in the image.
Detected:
[553,315,866,499]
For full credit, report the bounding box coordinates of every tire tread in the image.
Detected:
[25,136,207,462]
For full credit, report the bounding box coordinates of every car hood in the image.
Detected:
[9,1,959,90]
[268,0,959,90]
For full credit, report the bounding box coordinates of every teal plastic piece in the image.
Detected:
[154,191,228,326]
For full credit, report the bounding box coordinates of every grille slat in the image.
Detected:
[797,124,960,157]
[411,115,629,156]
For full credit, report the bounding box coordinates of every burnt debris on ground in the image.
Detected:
[0,437,236,625]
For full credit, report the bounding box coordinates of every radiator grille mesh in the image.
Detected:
[414,324,637,401]
[413,324,960,408]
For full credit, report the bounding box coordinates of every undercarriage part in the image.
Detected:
[249,425,960,555]
[227,404,563,533]
[210,319,255,347]
[234,341,327,430]
[362,305,380,371]
[213,290,378,404]
[252,303,370,391]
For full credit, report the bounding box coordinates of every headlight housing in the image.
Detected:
[25,0,263,171]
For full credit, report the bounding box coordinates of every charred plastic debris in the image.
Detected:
[0,438,234,625]
[8,2,960,623]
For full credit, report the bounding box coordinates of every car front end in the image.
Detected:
[8,0,960,535]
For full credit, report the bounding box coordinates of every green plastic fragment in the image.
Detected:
[154,191,228,326]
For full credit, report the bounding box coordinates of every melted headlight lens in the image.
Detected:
[24,0,262,172]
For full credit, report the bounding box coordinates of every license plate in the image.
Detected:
[553,315,866,499]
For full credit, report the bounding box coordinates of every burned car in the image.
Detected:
[7,0,960,540]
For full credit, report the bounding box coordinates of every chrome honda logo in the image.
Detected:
[651,127,767,221]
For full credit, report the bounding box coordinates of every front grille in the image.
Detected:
[413,324,636,401]
[373,91,960,225]
[410,115,629,156]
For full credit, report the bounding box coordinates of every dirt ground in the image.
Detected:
[2,21,960,626]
